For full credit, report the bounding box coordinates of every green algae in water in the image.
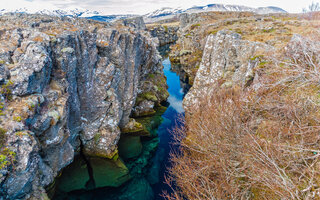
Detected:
[136,106,167,137]
[124,137,159,177]
[118,135,142,159]
[89,157,131,188]
[80,178,154,200]
[56,157,90,193]
[111,178,154,200]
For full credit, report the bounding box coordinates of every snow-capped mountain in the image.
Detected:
[0,0,134,22]
[144,7,184,19]
[0,8,102,18]
[144,4,287,23]
[0,0,95,17]
[0,1,287,23]
[185,4,287,14]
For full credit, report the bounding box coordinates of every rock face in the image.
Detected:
[184,30,272,112]
[122,17,147,30]
[149,25,179,47]
[0,14,167,199]
[169,12,304,86]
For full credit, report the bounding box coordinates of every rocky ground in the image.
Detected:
[169,11,318,85]
[0,13,168,199]
[164,11,320,200]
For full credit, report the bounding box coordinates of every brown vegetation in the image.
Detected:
[165,33,320,199]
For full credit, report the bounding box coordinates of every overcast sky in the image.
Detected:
[0,0,318,15]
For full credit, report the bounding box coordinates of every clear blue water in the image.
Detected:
[52,57,185,200]
[152,57,185,199]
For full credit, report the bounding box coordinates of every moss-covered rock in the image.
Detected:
[139,92,158,102]
[136,106,167,137]
[121,119,150,136]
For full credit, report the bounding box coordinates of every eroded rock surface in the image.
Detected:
[149,25,179,47]
[0,13,167,199]
[184,30,273,112]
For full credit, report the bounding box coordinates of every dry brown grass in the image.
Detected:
[165,33,320,200]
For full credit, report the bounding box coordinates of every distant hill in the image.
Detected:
[0,2,286,23]
[144,4,287,23]
[0,1,135,22]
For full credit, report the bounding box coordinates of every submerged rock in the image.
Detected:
[114,178,154,200]
[56,157,90,193]
[118,136,143,159]
[89,157,131,188]
[0,13,168,199]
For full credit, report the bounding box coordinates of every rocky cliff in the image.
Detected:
[0,14,168,199]
[148,25,179,47]
[169,15,320,198]
[169,12,311,85]
[183,30,272,112]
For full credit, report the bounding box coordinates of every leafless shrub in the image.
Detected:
[303,2,320,13]
[302,2,320,20]
[165,33,320,199]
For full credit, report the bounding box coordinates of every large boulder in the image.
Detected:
[184,30,273,112]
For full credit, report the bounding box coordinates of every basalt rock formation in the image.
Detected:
[149,25,179,47]
[169,12,312,85]
[0,13,168,199]
[183,30,272,112]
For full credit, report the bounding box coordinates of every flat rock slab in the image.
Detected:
[89,157,131,188]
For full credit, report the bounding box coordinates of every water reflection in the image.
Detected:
[53,57,186,200]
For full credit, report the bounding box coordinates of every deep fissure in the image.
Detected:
[51,49,188,199]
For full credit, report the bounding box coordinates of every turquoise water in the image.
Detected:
[52,57,185,200]
[151,58,184,199]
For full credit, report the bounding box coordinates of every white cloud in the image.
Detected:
[168,95,184,113]
[0,0,317,15]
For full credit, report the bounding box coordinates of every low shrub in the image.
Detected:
[165,34,320,199]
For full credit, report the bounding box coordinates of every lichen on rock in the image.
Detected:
[0,13,168,199]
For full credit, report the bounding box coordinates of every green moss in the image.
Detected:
[258,61,270,67]
[136,106,167,137]
[279,63,286,67]
[1,80,13,101]
[137,109,157,117]
[13,116,22,122]
[191,23,201,30]
[235,29,243,34]
[121,121,147,136]
[163,25,168,32]
[0,60,5,65]
[209,30,219,35]
[0,154,8,169]
[250,55,264,61]
[147,74,155,79]
[91,149,119,160]
[0,148,16,170]
[112,153,119,161]
[15,131,28,137]
[0,128,7,148]
[139,92,158,102]
[262,28,275,33]
[158,86,166,94]
[94,133,102,144]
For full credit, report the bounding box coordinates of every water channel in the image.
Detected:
[53,56,186,200]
